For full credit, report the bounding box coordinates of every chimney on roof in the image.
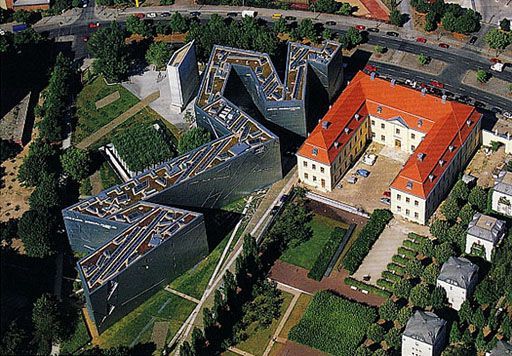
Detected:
[439,159,445,166]
[354,114,360,120]
[429,174,434,182]
[421,88,427,96]
[466,119,472,127]
[370,72,376,80]
[344,127,350,134]
[391,79,396,87]
[442,94,447,103]
[334,141,339,148]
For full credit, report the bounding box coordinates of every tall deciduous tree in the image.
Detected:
[178,127,211,155]
[410,283,430,308]
[468,186,487,212]
[60,148,91,181]
[18,140,59,187]
[485,28,512,51]
[145,42,172,70]
[126,15,152,37]
[28,173,60,211]
[169,12,188,33]
[32,294,63,355]
[18,209,58,258]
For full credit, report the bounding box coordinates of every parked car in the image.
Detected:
[189,11,201,17]
[380,197,391,205]
[367,27,380,32]
[147,12,157,18]
[416,37,427,43]
[272,13,282,19]
[227,12,238,17]
[382,190,391,198]
[347,176,358,184]
[430,80,444,89]
[356,169,370,177]
[88,22,100,28]
[504,112,512,119]
[134,13,145,19]
[386,31,399,37]
[160,12,170,17]
[490,57,501,63]
[355,25,366,30]
[280,194,288,203]
[365,64,377,72]
[438,43,450,48]
[270,206,280,215]
[285,16,296,20]
[325,20,336,26]
[469,36,478,44]
[363,153,377,166]
[491,107,502,114]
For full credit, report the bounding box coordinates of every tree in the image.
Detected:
[18,209,58,258]
[29,173,60,211]
[366,324,385,343]
[459,300,473,324]
[242,280,283,329]
[450,321,462,343]
[430,286,447,309]
[441,197,460,222]
[389,8,403,27]
[18,140,59,187]
[355,345,372,356]
[0,219,18,247]
[125,15,152,37]
[61,148,91,181]
[410,0,431,13]
[321,28,333,40]
[384,327,401,350]
[472,307,485,328]
[468,186,487,212]
[88,22,130,83]
[397,307,412,327]
[345,27,363,47]
[422,263,440,285]
[500,18,511,32]
[405,259,423,278]
[476,69,490,83]
[393,278,412,299]
[417,53,430,65]
[0,322,28,356]
[190,327,206,355]
[425,11,438,32]
[374,44,385,53]
[145,42,172,70]
[32,294,63,355]
[419,238,434,258]
[273,17,287,34]
[337,2,353,15]
[459,203,475,226]
[179,342,194,356]
[474,278,498,305]
[0,139,21,162]
[178,127,211,155]
[410,283,430,308]
[313,0,338,13]
[297,18,317,41]
[450,180,469,202]
[13,9,33,24]
[485,28,511,50]
[379,299,398,321]
[446,224,466,252]
[430,219,450,240]
[434,242,455,264]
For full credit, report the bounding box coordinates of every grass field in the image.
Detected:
[235,292,294,355]
[278,293,313,339]
[97,290,195,349]
[289,291,376,356]
[60,314,91,354]
[280,214,347,270]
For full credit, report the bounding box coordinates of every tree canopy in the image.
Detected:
[178,127,211,155]
[28,173,60,211]
[18,140,59,187]
[60,147,91,181]
[32,294,63,355]
[145,42,172,70]
[485,28,512,50]
[18,209,59,258]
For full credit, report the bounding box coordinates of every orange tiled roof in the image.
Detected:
[297,71,481,199]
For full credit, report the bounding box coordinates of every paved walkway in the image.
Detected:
[76,90,160,149]
[164,286,200,304]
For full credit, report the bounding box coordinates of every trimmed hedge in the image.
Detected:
[344,277,392,298]
[403,239,421,251]
[376,278,394,291]
[382,270,401,283]
[289,291,377,355]
[408,232,428,243]
[392,254,409,266]
[398,246,417,259]
[308,227,346,281]
[343,209,393,274]
[387,263,405,275]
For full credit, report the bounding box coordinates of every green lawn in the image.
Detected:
[73,76,139,144]
[170,232,231,300]
[97,290,195,349]
[289,291,377,356]
[235,292,294,356]
[60,314,91,354]
[280,214,347,270]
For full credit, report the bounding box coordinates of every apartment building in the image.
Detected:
[492,171,512,217]
[465,213,507,261]
[402,311,447,356]
[297,71,482,225]
[436,256,479,311]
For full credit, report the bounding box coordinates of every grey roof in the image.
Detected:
[467,212,507,244]
[462,174,477,185]
[494,172,512,196]
[403,311,446,345]
[437,256,478,289]
[489,340,512,356]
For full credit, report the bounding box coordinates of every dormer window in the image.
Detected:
[449,145,454,152]
[428,174,434,182]
[334,142,339,149]
[466,119,472,127]
[322,121,330,129]
[417,153,426,161]
[377,106,382,113]
[406,181,413,189]
[439,159,445,166]
[344,127,350,134]
[418,119,423,127]
[354,114,360,120]
[312,148,318,156]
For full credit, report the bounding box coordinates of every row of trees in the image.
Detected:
[411,0,481,34]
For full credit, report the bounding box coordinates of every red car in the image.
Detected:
[438,43,449,48]
[490,57,501,63]
[355,25,366,31]
[430,80,444,89]
[416,37,427,43]
[365,64,377,72]
[382,191,391,198]
[88,22,100,28]
[135,13,145,19]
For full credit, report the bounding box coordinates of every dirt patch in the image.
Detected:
[307,200,368,226]
[89,171,103,195]
[465,146,508,188]
[399,52,446,75]
[462,70,512,100]
[151,321,169,350]
[95,91,120,110]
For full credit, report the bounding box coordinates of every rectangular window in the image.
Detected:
[371,120,375,126]
[396,128,400,134]
[406,209,410,216]
[414,200,419,206]
[411,145,415,151]
[397,194,401,201]
[397,206,401,212]
[321,179,325,188]
[381,123,385,129]
[406,197,410,203]
[381,135,385,141]
[372,132,376,138]
[411,133,416,139]
[312,164,316,170]
[303,161,307,167]
[320,167,325,173]
[313,176,317,182]
[414,212,419,218]
[304,173,308,180]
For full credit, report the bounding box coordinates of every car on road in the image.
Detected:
[147,12,157,18]
[280,194,288,203]
[367,27,380,32]
[347,176,358,184]
[365,64,377,72]
[469,36,478,44]
[386,31,399,37]
[504,112,512,119]
[270,206,280,215]
[356,169,370,177]
[272,13,282,19]
[134,13,145,19]
[416,37,427,43]
[88,22,100,28]
[190,11,201,17]
[325,20,336,26]
[380,197,391,205]
[491,107,502,114]
[81,0,88,8]
[285,16,296,20]
[227,12,238,17]
[474,101,485,108]
[438,43,450,48]
[160,12,170,17]
[355,25,366,30]
[430,80,444,89]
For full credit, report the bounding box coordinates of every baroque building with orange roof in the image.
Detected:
[297,71,482,225]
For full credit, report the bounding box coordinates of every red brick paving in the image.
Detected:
[270,260,385,307]
[280,340,326,356]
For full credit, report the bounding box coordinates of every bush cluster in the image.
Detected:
[308,227,346,281]
[344,277,392,298]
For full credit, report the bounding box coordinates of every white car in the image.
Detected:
[363,153,377,166]
[147,12,157,18]
[504,111,512,119]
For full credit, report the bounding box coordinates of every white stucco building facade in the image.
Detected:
[436,256,479,310]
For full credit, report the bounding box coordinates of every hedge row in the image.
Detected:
[387,263,405,275]
[344,277,392,298]
[342,209,393,274]
[376,278,394,291]
[403,239,421,252]
[392,254,409,266]
[408,232,428,243]
[398,246,416,259]
[382,270,401,283]
[308,227,346,281]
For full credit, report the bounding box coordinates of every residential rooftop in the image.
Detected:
[297,71,482,199]
[403,311,446,345]
[489,340,512,356]
[467,212,507,244]
[437,256,478,289]
[495,171,512,196]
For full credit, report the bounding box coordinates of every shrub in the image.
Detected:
[422,263,440,285]
[377,278,394,291]
[397,307,413,327]
[344,277,392,298]
[343,209,393,274]
[404,259,423,279]
[379,299,399,321]
[398,247,416,259]
[387,263,405,275]
[417,53,430,65]
[403,239,421,252]
[382,270,401,283]
[289,291,377,355]
[408,233,428,243]
[459,203,475,226]
[308,227,346,281]
[468,186,487,212]
[393,278,412,299]
[476,69,490,83]
[366,324,385,343]
[392,254,409,266]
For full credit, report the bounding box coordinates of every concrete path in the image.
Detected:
[228,347,254,356]
[164,286,200,304]
[76,91,160,149]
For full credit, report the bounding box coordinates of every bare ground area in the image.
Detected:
[465,146,508,188]
[462,70,512,100]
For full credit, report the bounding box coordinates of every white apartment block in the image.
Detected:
[465,212,507,261]
[402,311,447,356]
[436,256,479,310]
[492,171,512,217]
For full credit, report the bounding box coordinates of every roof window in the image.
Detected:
[354,114,360,120]
[428,174,434,182]
[439,159,445,166]
[377,106,382,113]
[406,181,413,189]
[344,127,350,134]
[449,145,455,152]
[417,153,426,161]
[322,121,330,129]
[312,148,318,156]
[334,142,339,149]
[418,119,423,127]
